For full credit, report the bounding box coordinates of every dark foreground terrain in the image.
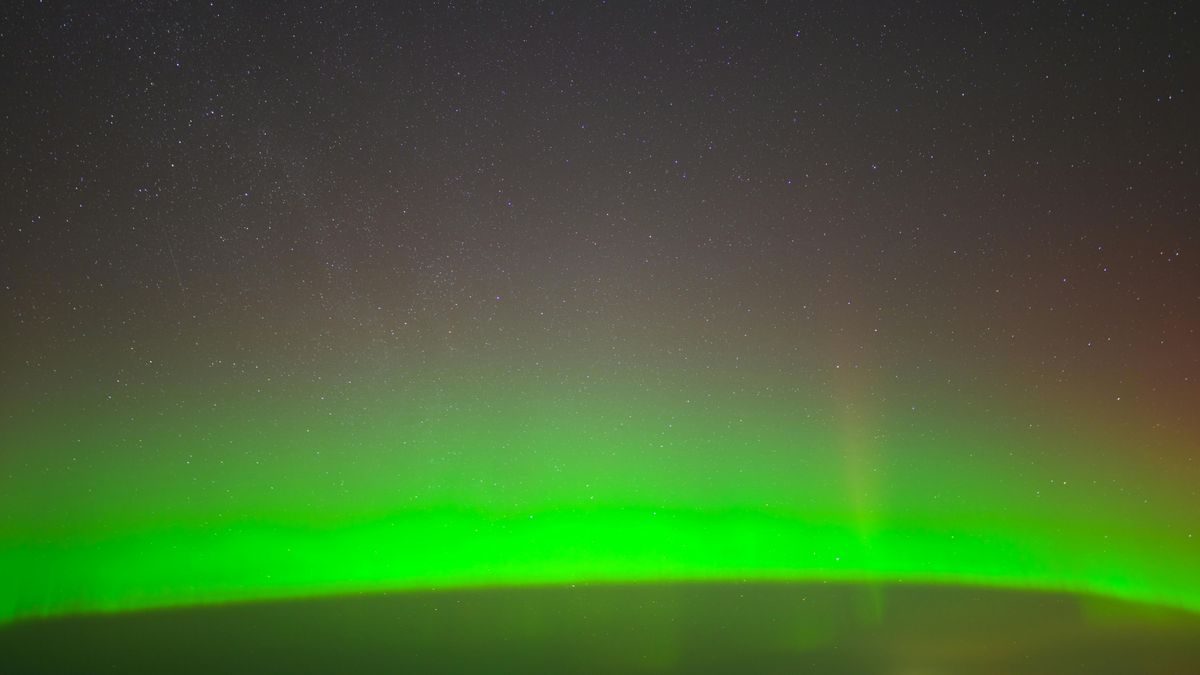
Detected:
[3,583,1199,674]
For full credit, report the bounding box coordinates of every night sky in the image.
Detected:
[2,0,1199,632]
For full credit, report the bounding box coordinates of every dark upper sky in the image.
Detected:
[4,1,1197,422]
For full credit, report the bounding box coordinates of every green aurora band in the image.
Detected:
[2,364,1197,625]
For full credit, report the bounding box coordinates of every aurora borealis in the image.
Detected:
[3,370,1200,622]
[1,1,1199,668]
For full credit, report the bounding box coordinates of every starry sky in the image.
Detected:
[1,1,1198,623]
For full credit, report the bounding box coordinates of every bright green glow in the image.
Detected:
[2,368,1198,623]
[4,506,1197,623]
